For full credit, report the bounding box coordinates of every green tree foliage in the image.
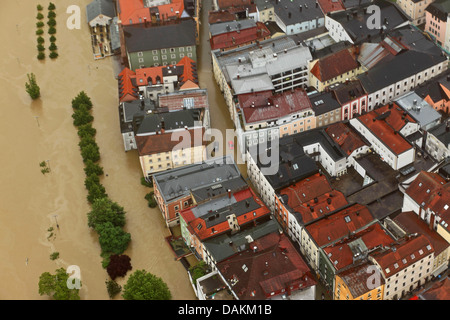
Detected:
[36,29,44,35]
[86,180,107,204]
[77,123,96,138]
[122,269,171,300]
[37,12,44,20]
[37,36,45,44]
[38,268,81,300]
[145,191,157,208]
[37,4,43,10]
[37,52,45,60]
[48,26,56,34]
[72,104,93,127]
[50,35,56,43]
[37,44,45,52]
[48,3,56,10]
[105,279,122,299]
[140,176,153,188]
[83,159,104,176]
[47,18,56,27]
[88,197,126,230]
[49,43,57,51]
[72,91,93,110]
[25,73,40,100]
[96,222,131,256]
[49,51,58,59]
[78,135,98,150]
[48,10,56,19]
[80,143,100,163]
[36,21,44,28]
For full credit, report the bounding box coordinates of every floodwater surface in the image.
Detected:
[0,0,198,300]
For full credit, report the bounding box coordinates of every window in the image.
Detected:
[137,52,143,57]
[174,205,179,211]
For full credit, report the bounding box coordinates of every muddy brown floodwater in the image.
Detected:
[0,0,196,300]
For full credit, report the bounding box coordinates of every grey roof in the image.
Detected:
[329,0,408,43]
[358,26,447,93]
[136,108,203,135]
[214,35,299,81]
[152,156,241,203]
[191,176,249,203]
[425,0,450,21]
[428,120,450,147]
[308,90,341,116]
[202,219,280,263]
[271,0,324,25]
[415,69,450,103]
[193,196,262,228]
[224,45,312,94]
[110,17,121,51]
[86,0,116,22]
[209,19,256,36]
[124,19,196,53]
[395,92,442,128]
[119,98,156,133]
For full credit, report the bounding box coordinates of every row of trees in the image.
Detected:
[70,92,171,300]
[36,3,58,60]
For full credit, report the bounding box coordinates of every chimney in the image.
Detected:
[228,189,231,199]
[288,12,292,19]
[316,1,318,8]
[299,5,302,12]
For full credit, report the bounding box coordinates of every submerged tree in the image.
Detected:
[106,254,132,280]
[122,269,171,300]
[38,268,81,300]
[25,73,40,100]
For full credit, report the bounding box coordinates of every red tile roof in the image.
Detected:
[208,10,237,24]
[136,127,206,155]
[393,211,449,256]
[305,203,376,247]
[419,278,450,300]
[323,222,394,271]
[217,232,315,300]
[405,171,450,232]
[356,104,414,155]
[210,22,270,51]
[370,234,434,278]
[180,188,271,241]
[217,0,256,12]
[317,0,345,14]
[239,88,313,124]
[338,262,386,298]
[279,173,348,224]
[325,122,368,156]
[310,49,359,82]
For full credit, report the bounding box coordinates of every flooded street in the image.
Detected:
[0,0,195,299]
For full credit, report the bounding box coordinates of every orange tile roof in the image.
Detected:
[135,66,164,86]
[356,104,414,155]
[317,0,345,14]
[118,67,139,102]
[119,0,151,25]
[177,56,198,84]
